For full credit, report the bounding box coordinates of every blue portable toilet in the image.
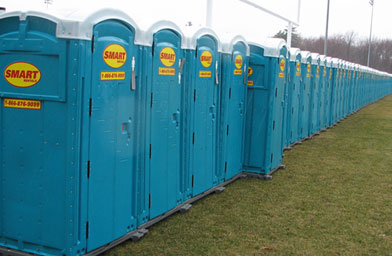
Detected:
[330,58,340,124]
[328,58,338,127]
[219,33,249,180]
[343,62,351,117]
[318,55,327,131]
[348,62,355,115]
[282,50,290,149]
[339,61,347,120]
[298,51,312,140]
[324,57,333,128]
[309,53,320,135]
[353,64,360,112]
[182,27,223,196]
[287,48,302,145]
[243,38,287,174]
[141,20,186,219]
[335,59,343,122]
[0,9,146,255]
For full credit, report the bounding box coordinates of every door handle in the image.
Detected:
[172,110,180,127]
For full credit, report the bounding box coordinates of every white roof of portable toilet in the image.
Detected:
[331,58,340,68]
[319,55,327,66]
[326,57,333,67]
[140,19,186,48]
[180,26,222,52]
[300,51,311,63]
[289,48,301,61]
[337,59,344,68]
[311,53,320,65]
[218,32,250,56]
[0,8,142,42]
[250,38,287,58]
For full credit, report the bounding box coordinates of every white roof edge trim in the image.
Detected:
[325,57,333,67]
[222,35,250,56]
[0,9,143,42]
[319,55,327,66]
[142,20,186,48]
[253,38,287,58]
[300,51,311,63]
[289,48,301,61]
[311,53,320,65]
[82,8,140,42]
[331,58,339,68]
[188,27,223,52]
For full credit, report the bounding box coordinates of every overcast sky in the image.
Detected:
[1,0,390,41]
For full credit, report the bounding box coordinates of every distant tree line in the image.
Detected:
[274,28,392,73]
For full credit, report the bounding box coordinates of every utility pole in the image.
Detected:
[324,0,330,55]
[367,0,374,67]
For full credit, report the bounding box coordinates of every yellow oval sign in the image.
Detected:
[280,58,286,71]
[4,62,41,88]
[160,47,176,67]
[103,44,127,68]
[248,66,253,77]
[317,66,320,73]
[234,55,243,69]
[200,50,212,68]
[307,64,311,73]
[296,62,301,72]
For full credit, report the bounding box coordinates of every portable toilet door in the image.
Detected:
[299,51,312,139]
[144,21,185,219]
[188,28,222,196]
[309,53,320,135]
[243,44,270,174]
[86,12,144,251]
[288,48,301,144]
[220,35,249,180]
[0,11,91,256]
[257,39,287,172]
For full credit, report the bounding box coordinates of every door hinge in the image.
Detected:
[89,98,92,116]
[194,89,196,102]
[226,125,229,136]
[192,175,194,187]
[86,222,89,239]
[150,93,153,108]
[91,36,94,53]
[149,194,151,209]
[192,132,195,144]
[224,162,227,173]
[149,144,152,159]
[229,88,232,99]
[87,160,91,178]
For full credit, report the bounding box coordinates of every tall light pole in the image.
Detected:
[324,0,330,55]
[367,0,374,67]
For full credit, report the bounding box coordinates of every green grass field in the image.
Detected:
[104,95,392,255]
